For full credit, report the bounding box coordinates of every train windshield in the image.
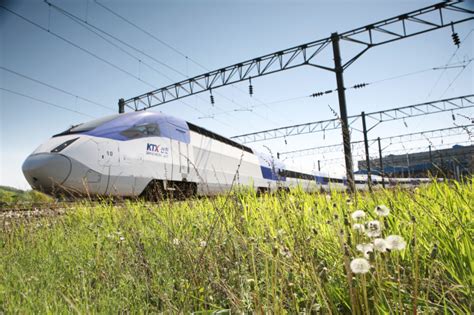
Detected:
[54,114,121,136]
[53,112,190,142]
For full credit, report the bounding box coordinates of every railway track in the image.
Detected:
[0,201,106,221]
[0,199,167,221]
[1,207,66,220]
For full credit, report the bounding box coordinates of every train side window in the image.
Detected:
[120,122,161,139]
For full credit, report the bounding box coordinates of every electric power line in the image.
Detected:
[426,28,474,99]
[1,4,242,130]
[45,1,181,83]
[92,0,292,126]
[49,1,281,130]
[1,87,94,118]
[439,58,473,98]
[94,0,209,73]
[195,59,473,118]
[0,5,157,89]
[0,66,114,112]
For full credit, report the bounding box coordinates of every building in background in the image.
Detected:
[357,144,474,179]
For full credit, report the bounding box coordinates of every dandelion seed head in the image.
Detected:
[350,258,370,274]
[351,210,366,220]
[385,235,406,250]
[373,238,387,252]
[199,240,207,247]
[430,244,438,259]
[280,246,292,259]
[172,238,180,246]
[352,223,365,232]
[366,220,382,238]
[375,205,390,216]
[356,243,374,259]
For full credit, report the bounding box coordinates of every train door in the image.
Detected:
[97,141,120,194]
[98,141,120,166]
[178,142,190,180]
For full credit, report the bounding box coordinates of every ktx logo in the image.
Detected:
[147,143,160,152]
[146,143,169,157]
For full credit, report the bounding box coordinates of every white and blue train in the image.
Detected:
[22,111,425,198]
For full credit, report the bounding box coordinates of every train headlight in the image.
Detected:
[51,137,79,153]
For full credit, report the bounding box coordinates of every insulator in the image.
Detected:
[452,113,456,121]
[311,92,324,97]
[249,84,253,96]
[354,83,368,89]
[452,32,460,47]
[210,94,215,105]
[324,90,332,94]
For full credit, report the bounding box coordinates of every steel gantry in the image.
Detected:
[230,94,474,143]
[278,124,474,159]
[121,0,474,192]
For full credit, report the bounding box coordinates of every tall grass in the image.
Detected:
[0,180,472,313]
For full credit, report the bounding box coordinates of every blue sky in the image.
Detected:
[1,0,473,189]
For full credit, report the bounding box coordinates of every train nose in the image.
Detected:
[22,153,72,194]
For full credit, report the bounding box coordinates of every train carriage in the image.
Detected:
[22,111,420,198]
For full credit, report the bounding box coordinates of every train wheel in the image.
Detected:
[174,181,197,199]
[141,180,165,201]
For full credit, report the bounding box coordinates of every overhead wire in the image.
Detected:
[69,1,282,130]
[1,87,94,118]
[45,0,180,83]
[1,3,244,133]
[93,0,209,73]
[438,58,472,99]
[0,4,157,90]
[212,60,473,118]
[43,1,248,133]
[92,0,291,127]
[0,66,114,112]
[94,0,291,126]
[426,28,474,99]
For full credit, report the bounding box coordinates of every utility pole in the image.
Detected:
[429,145,433,176]
[331,32,355,193]
[377,137,385,188]
[118,98,125,114]
[361,111,372,191]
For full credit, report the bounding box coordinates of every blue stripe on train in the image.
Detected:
[315,176,328,184]
[260,166,286,181]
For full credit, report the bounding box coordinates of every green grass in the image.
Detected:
[1,180,472,313]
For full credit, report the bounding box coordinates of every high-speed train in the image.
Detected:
[21,111,425,198]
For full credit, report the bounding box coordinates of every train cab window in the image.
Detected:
[120,122,161,139]
[54,114,121,137]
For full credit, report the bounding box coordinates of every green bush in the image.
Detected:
[0,186,53,204]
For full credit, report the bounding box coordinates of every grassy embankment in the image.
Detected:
[0,180,472,313]
[0,186,53,205]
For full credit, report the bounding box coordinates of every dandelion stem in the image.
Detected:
[412,222,418,315]
[396,255,403,315]
[337,224,358,314]
[362,274,370,315]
